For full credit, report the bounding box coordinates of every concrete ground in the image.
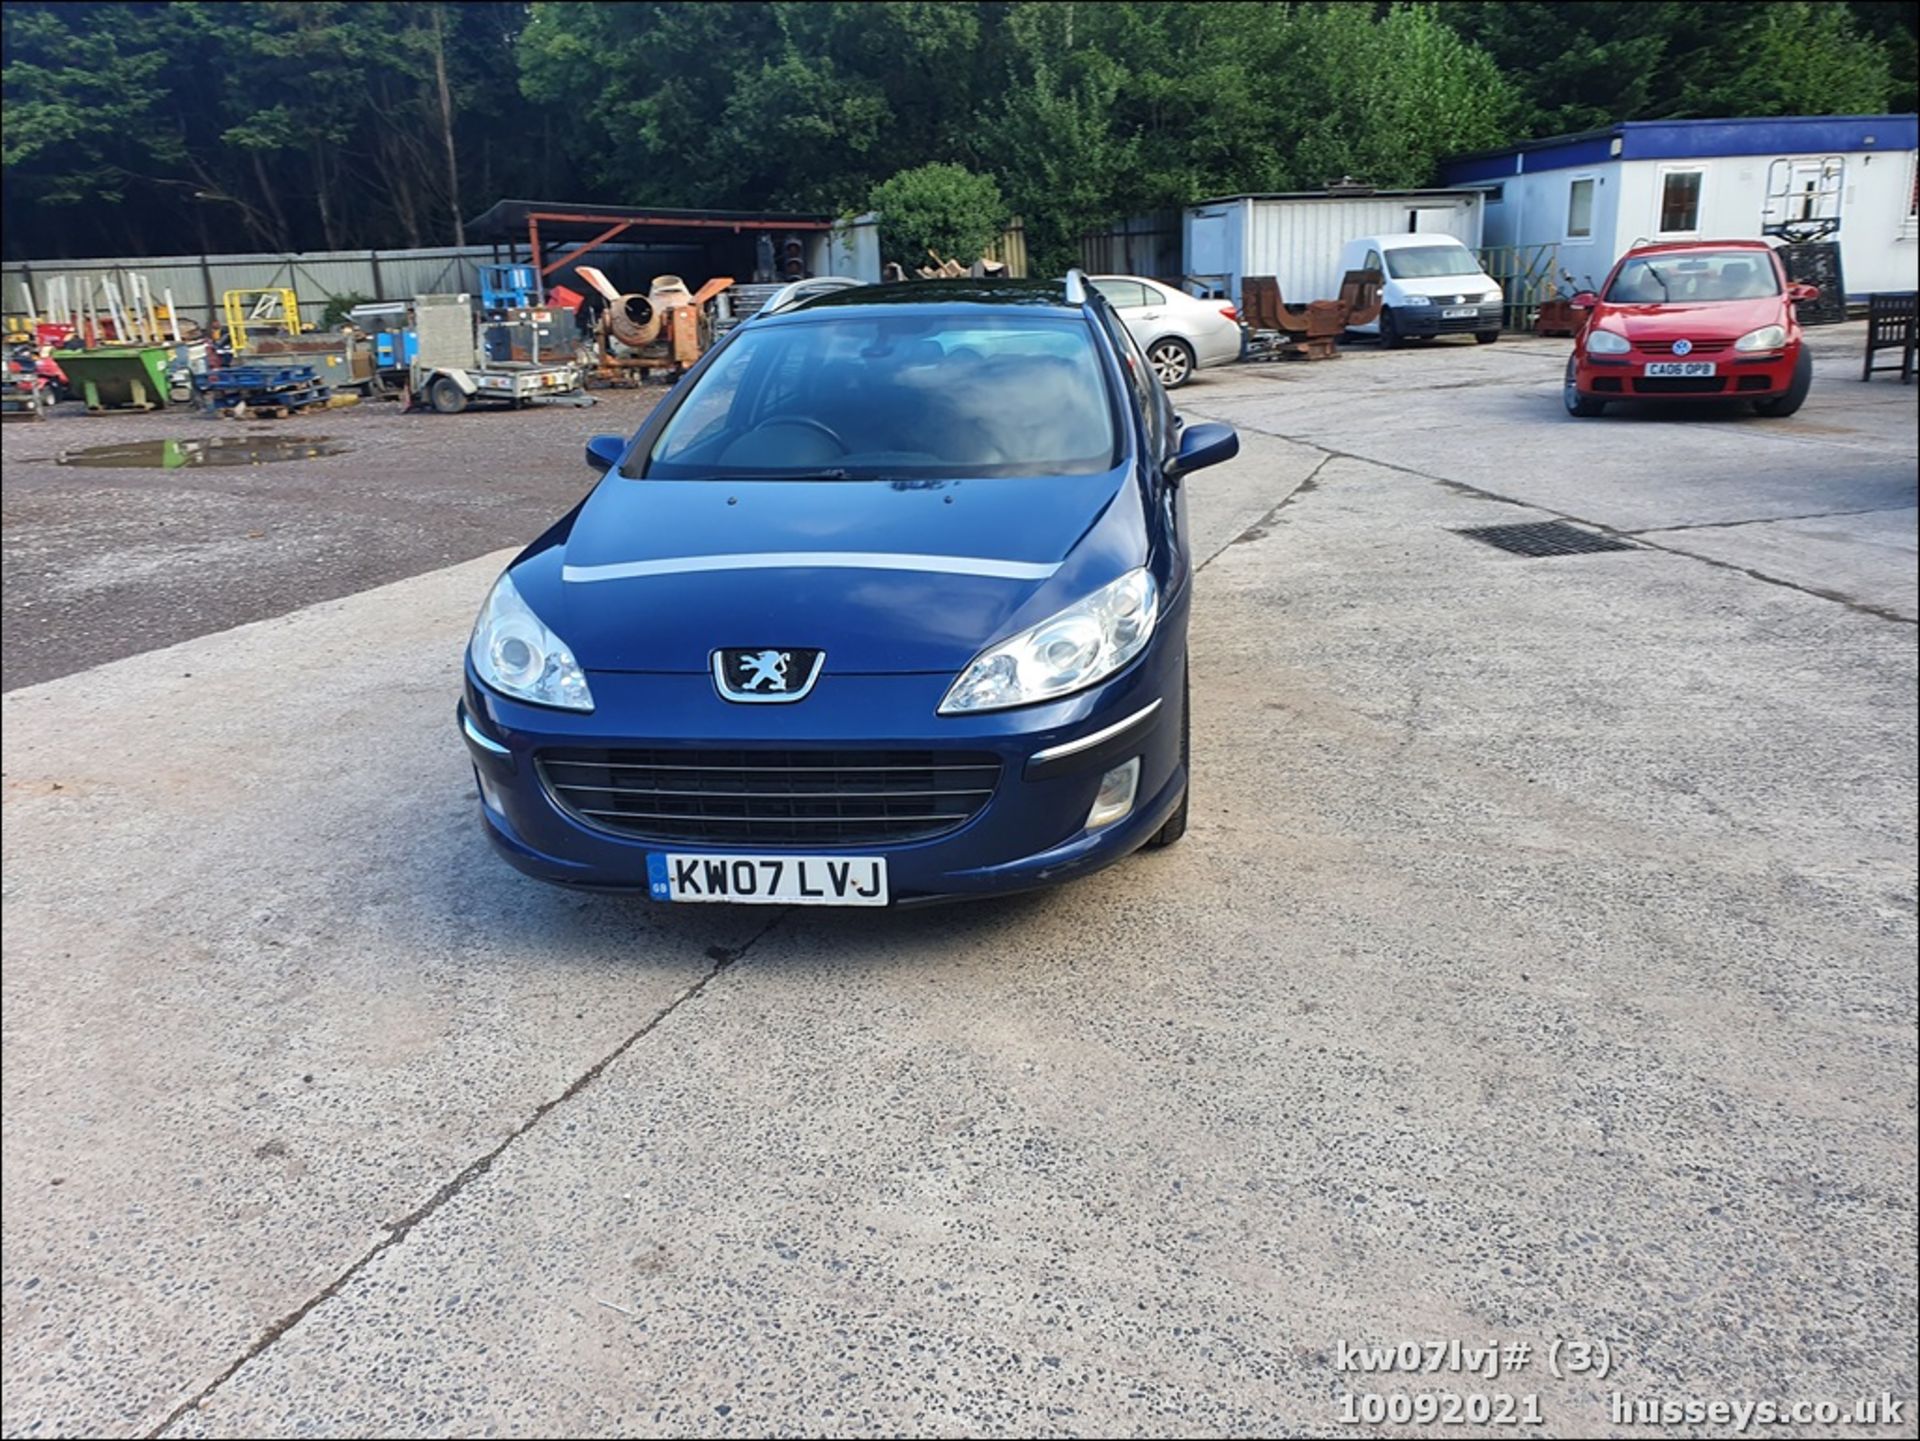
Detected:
[3,323,1915,1439]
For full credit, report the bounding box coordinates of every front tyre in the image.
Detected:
[1380,307,1406,350]
[1147,337,1196,389]
[1752,348,1812,417]
[1563,355,1606,417]
[1144,663,1190,849]
[1475,329,1501,345]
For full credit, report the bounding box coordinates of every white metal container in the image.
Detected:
[1185,190,1485,309]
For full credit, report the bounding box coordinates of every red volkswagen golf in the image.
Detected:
[1563,240,1818,418]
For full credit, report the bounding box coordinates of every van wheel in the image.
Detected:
[1144,664,1190,849]
[1379,308,1405,349]
[428,376,468,415]
[1475,329,1501,344]
[1752,348,1812,417]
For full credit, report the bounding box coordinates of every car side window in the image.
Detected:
[1139,283,1167,308]
[1094,280,1148,310]
[1364,250,1383,274]
[1098,303,1168,461]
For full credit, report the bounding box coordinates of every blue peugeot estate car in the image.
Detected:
[458,271,1239,906]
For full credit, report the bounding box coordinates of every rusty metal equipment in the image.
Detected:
[575,266,732,384]
[1240,277,1342,361]
[1240,271,1384,361]
[1336,269,1384,329]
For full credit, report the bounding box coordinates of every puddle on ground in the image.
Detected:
[54,436,347,470]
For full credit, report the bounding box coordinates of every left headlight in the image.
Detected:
[468,571,594,711]
[939,569,1158,715]
[1734,324,1787,352]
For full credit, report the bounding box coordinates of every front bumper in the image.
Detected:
[1393,302,1501,337]
[457,604,1190,906]
[1575,347,1798,399]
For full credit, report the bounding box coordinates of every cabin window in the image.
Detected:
[1658,168,1705,235]
[1566,177,1595,240]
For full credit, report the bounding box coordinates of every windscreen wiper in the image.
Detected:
[1643,264,1671,301]
[718,468,871,482]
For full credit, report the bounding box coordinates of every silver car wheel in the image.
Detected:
[1148,339,1194,388]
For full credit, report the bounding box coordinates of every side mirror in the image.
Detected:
[1570,291,1599,309]
[1165,421,1238,479]
[585,434,626,474]
[1788,282,1820,303]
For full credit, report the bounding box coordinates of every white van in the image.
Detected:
[1337,233,1504,348]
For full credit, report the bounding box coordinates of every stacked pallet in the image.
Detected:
[201,364,330,419]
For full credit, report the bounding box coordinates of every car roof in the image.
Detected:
[781,278,1083,318]
[1622,239,1776,256]
[1365,233,1477,249]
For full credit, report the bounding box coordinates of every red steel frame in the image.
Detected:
[527,210,835,278]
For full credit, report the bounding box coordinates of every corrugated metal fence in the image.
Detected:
[1079,212,1183,281]
[2,246,538,331]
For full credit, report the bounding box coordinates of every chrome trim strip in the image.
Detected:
[711,649,828,704]
[563,552,1059,583]
[1028,699,1163,765]
[461,710,511,757]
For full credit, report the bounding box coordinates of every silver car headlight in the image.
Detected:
[1585,327,1631,355]
[1400,294,1433,307]
[939,569,1158,714]
[1481,290,1503,304]
[1734,324,1787,352]
[468,571,593,711]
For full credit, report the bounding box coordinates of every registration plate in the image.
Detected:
[647,852,889,906]
[1442,306,1477,319]
[1644,361,1716,377]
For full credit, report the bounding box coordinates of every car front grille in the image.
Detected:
[537,747,1001,846]
[1633,376,1728,394]
[1632,338,1731,353]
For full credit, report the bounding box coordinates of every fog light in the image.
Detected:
[474,764,504,814]
[1086,757,1141,830]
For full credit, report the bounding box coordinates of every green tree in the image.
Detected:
[870,163,1007,267]
[1442,1,1896,135]
[1686,1,1894,117]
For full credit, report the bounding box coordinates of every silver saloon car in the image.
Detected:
[1090,274,1243,387]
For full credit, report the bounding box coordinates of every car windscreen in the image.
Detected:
[645,313,1119,480]
[1384,245,1481,279]
[1604,252,1781,303]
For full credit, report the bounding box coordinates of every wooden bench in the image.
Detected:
[1861,291,1915,383]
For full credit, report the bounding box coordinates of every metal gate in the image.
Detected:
[1478,243,1565,331]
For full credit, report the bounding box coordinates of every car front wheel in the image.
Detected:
[1144,663,1190,849]
[1752,348,1812,418]
[1148,337,1196,388]
[1563,355,1606,417]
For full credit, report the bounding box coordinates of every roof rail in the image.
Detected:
[1064,268,1088,305]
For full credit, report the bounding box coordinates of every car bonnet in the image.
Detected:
[543,467,1145,674]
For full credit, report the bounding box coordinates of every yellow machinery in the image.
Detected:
[221,288,304,349]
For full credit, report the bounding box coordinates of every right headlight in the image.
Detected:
[468,571,594,711]
[1400,294,1433,307]
[1734,324,1787,352]
[1585,327,1631,355]
[939,569,1158,715]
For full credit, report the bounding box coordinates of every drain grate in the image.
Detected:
[1455,521,1637,557]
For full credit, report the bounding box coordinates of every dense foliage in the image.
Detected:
[4,1,1912,262]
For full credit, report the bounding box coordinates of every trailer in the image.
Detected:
[406,293,587,414]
